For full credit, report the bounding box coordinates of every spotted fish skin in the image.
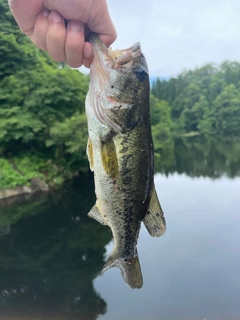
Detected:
[85,33,166,289]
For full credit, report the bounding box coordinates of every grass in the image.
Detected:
[0,154,75,190]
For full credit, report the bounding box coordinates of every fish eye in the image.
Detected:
[133,66,148,82]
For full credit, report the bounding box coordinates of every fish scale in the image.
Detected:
[85,33,166,289]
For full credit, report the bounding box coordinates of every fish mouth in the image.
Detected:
[89,33,142,68]
[88,33,144,133]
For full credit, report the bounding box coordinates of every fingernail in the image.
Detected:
[69,20,83,32]
[42,8,50,17]
[50,11,62,23]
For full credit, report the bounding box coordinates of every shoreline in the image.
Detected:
[0,177,49,201]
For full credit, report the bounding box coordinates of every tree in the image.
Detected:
[212,84,240,136]
[0,0,90,185]
[220,61,240,87]
[151,60,240,137]
[150,94,172,139]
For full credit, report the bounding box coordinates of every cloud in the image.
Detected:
[80,0,240,78]
[112,0,240,76]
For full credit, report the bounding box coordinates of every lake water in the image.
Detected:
[0,138,240,320]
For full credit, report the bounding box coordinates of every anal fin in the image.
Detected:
[88,203,107,225]
[143,183,166,237]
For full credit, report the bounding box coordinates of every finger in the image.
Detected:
[46,11,66,62]
[30,9,50,50]
[83,42,93,59]
[99,30,117,48]
[65,20,84,68]
[86,0,117,47]
[8,0,44,36]
[44,0,117,47]
[83,57,93,69]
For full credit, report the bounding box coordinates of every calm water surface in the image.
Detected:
[0,138,240,320]
[96,174,240,320]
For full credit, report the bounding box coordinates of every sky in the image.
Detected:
[80,0,240,78]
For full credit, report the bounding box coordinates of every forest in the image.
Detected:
[152,61,240,137]
[0,0,240,189]
[0,0,89,188]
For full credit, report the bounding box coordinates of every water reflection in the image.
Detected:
[155,136,240,178]
[95,174,240,320]
[0,137,239,319]
[0,176,111,320]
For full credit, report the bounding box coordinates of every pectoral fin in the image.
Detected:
[88,203,107,225]
[100,135,118,178]
[86,138,94,171]
[143,184,166,237]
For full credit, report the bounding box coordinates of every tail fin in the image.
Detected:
[102,252,143,289]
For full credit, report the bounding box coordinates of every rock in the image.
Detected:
[0,178,49,200]
[0,190,48,209]
[0,187,28,200]
[30,178,49,192]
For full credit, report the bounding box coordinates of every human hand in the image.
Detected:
[8,0,117,68]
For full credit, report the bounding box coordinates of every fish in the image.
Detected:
[85,33,166,289]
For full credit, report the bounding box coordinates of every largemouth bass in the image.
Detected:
[85,34,166,289]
